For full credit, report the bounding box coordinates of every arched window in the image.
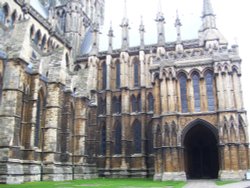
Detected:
[131,95,137,112]
[102,62,107,90]
[134,59,140,87]
[99,97,106,115]
[179,73,188,113]
[112,96,117,114]
[100,123,106,155]
[34,30,41,45]
[117,96,121,113]
[156,125,162,148]
[74,65,81,72]
[205,71,215,111]
[114,121,122,154]
[148,92,154,112]
[137,94,141,112]
[116,61,120,89]
[9,11,16,27]
[34,93,45,148]
[65,53,69,68]
[41,35,47,51]
[59,11,66,31]
[0,4,8,24]
[192,73,201,112]
[133,120,141,153]
[30,25,34,38]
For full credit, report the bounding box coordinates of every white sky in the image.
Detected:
[100,0,250,126]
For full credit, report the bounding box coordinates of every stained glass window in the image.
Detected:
[116,62,120,89]
[148,93,154,112]
[132,95,137,112]
[180,74,188,113]
[205,72,215,111]
[192,73,201,112]
[102,62,107,90]
[134,62,139,87]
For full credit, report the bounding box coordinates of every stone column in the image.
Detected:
[167,79,175,113]
[120,52,129,88]
[215,73,224,110]
[106,55,112,90]
[104,88,112,177]
[120,88,129,176]
[140,51,146,87]
[0,60,25,184]
[73,97,90,179]
[232,73,243,110]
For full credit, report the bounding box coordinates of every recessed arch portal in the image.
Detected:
[182,119,219,179]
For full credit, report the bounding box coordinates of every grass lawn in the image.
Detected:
[215,180,239,186]
[0,178,186,188]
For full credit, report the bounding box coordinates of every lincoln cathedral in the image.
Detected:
[0,0,249,184]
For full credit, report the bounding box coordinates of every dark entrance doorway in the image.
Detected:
[183,122,219,179]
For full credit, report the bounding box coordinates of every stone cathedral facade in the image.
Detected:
[0,0,249,184]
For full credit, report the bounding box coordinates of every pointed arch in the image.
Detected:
[223,121,229,144]
[133,119,142,153]
[239,119,246,143]
[182,118,219,145]
[171,121,177,146]
[229,117,236,143]
[164,123,170,146]
[155,124,162,148]
[74,65,81,72]
[114,121,122,154]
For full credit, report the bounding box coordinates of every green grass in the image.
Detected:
[0,178,186,188]
[215,180,239,186]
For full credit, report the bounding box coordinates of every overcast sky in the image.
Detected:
[100,0,250,125]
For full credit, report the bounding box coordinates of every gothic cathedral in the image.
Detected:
[0,0,249,184]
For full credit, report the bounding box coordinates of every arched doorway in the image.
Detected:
[183,120,219,179]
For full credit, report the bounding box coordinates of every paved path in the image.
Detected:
[183,180,250,188]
